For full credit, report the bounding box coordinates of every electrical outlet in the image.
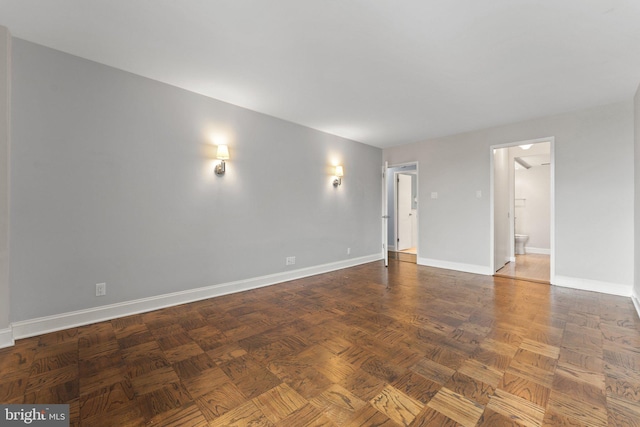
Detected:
[96,283,106,296]
[347,248,351,255]
[285,256,296,265]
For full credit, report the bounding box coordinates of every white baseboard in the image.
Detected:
[0,327,14,349]
[417,257,492,276]
[525,247,550,255]
[632,292,640,321]
[388,245,396,252]
[11,254,382,342]
[509,256,516,262]
[554,275,632,297]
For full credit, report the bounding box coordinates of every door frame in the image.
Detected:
[489,136,555,283]
[385,161,419,260]
[382,162,389,266]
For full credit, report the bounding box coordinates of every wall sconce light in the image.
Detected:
[333,165,344,187]
[519,144,532,150]
[215,145,229,176]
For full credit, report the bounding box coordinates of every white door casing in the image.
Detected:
[382,162,389,267]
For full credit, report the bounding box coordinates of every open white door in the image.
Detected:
[382,162,389,267]
[397,174,412,251]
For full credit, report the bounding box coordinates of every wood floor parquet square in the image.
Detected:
[457,359,504,388]
[606,394,640,427]
[137,381,191,420]
[181,366,230,399]
[1,260,639,425]
[477,407,527,427]
[410,357,455,385]
[79,365,128,397]
[310,384,367,425]
[445,371,496,406]
[391,371,440,405]
[252,383,308,423]
[427,387,485,427]
[79,380,135,419]
[337,368,384,402]
[208,400,273,427]
[546,389,608,427]
[23,378,78,405]
[486,389,545,427]
[145,401,209,427]
[499,373,550,408]
[411,406,461,427]
[369,384,423,426]
[171,353,216,380]
[195,381,246,421]
[275,403,336,427]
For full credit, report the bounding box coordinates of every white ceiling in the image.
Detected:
[1,1,640,148]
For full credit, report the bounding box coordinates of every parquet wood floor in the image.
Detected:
[1,260,639,426]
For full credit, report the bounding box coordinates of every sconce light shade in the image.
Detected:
[215,145,229,176]
[333,165,343,187]
[216,145,230,160]
[519,144,532,150]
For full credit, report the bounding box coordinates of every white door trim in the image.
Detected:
[489,137,555,284]
[382,161,389,266]
[386,162,419,258]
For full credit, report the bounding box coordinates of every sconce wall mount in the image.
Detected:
[333,165,344,187]
[215,144,229,176]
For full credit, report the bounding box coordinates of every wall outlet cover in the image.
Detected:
[96,283,106,296]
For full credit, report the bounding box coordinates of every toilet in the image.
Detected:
[515,234,529,255]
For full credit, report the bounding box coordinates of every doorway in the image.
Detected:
[386,163,418,263]
[490,138,554,283]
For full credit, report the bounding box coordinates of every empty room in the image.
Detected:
[1,1,640,426]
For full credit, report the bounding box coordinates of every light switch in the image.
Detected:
[476,190,482,198]
[431,192,438,199]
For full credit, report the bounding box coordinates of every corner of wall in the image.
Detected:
[0,326,13,349]
[635,80,640,320]
[0,25,11,336]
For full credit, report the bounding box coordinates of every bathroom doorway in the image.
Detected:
[490,138,554,283]
[386,163,418,263]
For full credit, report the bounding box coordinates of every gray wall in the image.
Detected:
[384,101,634,291]
[0,27,9,331]
[10,39,382,322]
